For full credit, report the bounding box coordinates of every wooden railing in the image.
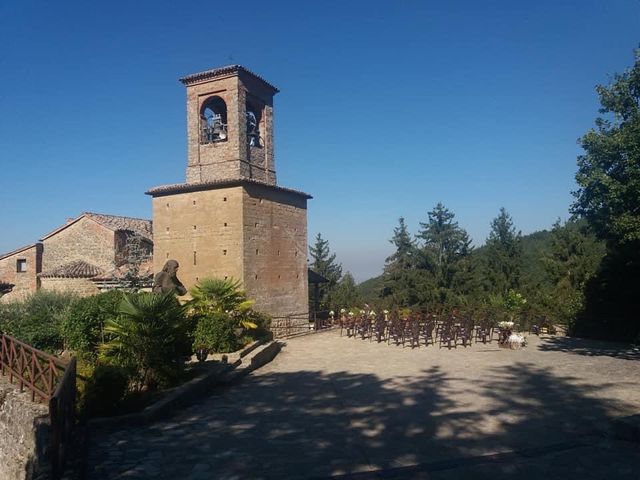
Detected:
[270,311,332,338]
[0,333,76,480]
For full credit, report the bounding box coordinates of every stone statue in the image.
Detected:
[153,260,187,296]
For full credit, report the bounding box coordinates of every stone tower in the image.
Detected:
[147,65,311,317]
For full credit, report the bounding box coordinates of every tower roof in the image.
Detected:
[179,65,279,93]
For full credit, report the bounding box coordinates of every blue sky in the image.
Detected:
[0,1,638,281]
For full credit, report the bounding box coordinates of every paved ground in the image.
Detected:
[87,331,640,479]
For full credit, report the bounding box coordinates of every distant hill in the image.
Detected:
[357,275,384,303]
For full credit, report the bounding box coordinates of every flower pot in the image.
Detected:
[195,348,209,362]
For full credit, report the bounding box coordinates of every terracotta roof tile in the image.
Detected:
[179,64,279,93]
[145,178,312,199]
[40,213,152,242]
[39,260,104,278]
[85,213,153,241]
[91,259,154,282]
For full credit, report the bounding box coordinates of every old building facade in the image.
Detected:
[147,65,311,317]
[0,213,152,302]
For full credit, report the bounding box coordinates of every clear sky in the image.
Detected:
[0,1,638,282]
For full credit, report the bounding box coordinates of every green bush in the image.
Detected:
[60,290,123,359]
[193,311,241,353]
[78,362,130,418]
[0,290,76,352]
[245,310,271,340]
[100,292,189,391]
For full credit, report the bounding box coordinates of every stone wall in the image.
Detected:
[151,183,308,317]
[242,184,308,317]
[184,71,276,185]
[152,186,245,291]
[0,377,49,480]
[41,217,115,273]
[0,244,42,303]
[186,75,243,183]
[40,277,99,296]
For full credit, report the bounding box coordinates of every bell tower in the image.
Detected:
[180,65,278,185]
[148,65,311,319]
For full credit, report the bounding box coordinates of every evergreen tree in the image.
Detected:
[417,203,473,304]
[541,219,605,325]
[382,218,424,307]
[483,208,523,295]
[308,233,342,309]
[331,272,361,309]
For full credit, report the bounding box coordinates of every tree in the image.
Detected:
[382,218,425,307]
[417,203,473,303]
[308,233,342,310]
[331,272,361,309]
[572,49,640,245]
[570,50,640,341]
[541,219,604,325]
[483,208,523,295]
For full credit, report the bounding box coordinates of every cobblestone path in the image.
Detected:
[87,332,640,479]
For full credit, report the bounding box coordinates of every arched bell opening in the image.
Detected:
[200,96,228,144]
[246,101,262,147]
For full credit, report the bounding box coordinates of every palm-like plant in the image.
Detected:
[188,278,257,330]
[100,292,188,391]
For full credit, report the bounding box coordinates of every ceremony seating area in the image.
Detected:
[334,310,528,349]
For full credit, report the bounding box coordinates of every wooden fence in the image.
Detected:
[0,333,76,480]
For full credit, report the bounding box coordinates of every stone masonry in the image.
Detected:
[0,244,42,302]
[148,65,311,317]
[182,65,277,185]
[0,377,49,480]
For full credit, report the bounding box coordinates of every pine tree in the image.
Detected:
[309,233,342,309]
[417,203,473,303]
[541,219,604,324]
[484,208,523,295]
[331,272,361,309]
[382,218,424,307]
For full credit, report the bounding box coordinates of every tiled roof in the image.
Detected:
[145,178,312,199]
[85,213,153,241]
[40,213,152,242]
[91,259,154,282]
[179,65,279,93]
[39,260,104,278]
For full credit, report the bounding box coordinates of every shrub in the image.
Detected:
[193,311,241,353]
[188,277,272,353]
[100,292,189,391]
[77,362,130,418]
[60,290,123,360]
[0,290,76,352]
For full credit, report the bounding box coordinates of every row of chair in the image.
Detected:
[337,312,508,349]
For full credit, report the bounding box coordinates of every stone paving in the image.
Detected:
[87,331,640,479]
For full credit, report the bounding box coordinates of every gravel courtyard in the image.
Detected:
[88,331,640,479]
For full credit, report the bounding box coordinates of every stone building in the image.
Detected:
[0,213,153,302]
[147,65,311,317]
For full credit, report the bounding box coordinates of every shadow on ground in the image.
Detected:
[537,335,640,360]
[88,354,640,479]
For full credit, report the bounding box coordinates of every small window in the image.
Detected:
[16,259,27,273]
[223,249,227,256]
[224,222,228,227]
[193,251,197,265]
